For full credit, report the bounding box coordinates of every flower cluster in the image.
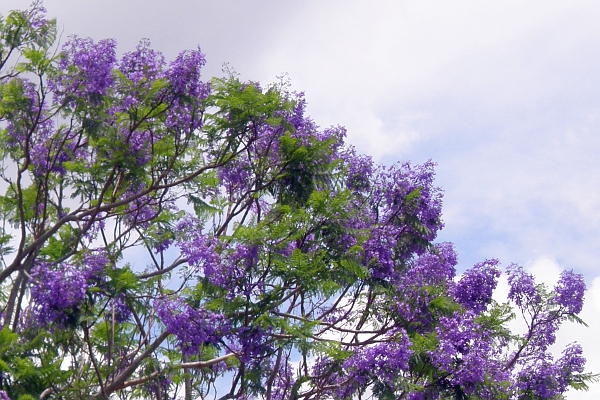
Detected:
[392,243,458,330]
[118,39,165,87]
[431,311,507,396]
[2,77,77,176]
[344,148,374,192]
[28,250,110,328]
[359,160,444,281]
[122,184,162,229]
[155,298,229,356]
[454,259,501,313]
[51,36,117,106]
[554,269,586,314]
[506,263,540,307]
[176,216,261,294]
[342,330,412,388]
[234,325,274,365]
[29,262,88,328]
[270,359,296,400]
[164,48,209,131]
[106,295,131,323]
[515,343,586,398]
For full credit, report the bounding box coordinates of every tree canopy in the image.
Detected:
[0,2,595,399]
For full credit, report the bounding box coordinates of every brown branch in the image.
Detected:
[116,352,238,391]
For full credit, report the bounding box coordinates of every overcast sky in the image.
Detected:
[4,1,600,397]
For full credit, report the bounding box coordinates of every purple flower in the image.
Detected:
[342,330,412,386]
[29,262,88,328]
[155,298,229,356]
[514,346,584,399]
[118,39,165,85]
[554,270,585,314]
[24,3,50,30]
[2,77,76,176]
[106,295,131,323]
[122,183,165,228]
[344,149,374,192]
[363,225,398,280]
[166,48,207,97]
[271,359,295,400]
[83,249,110,281]
[506,263,540,307]
[430,312,507,394]
[234,325,274,364]
[51,36,117,106]
[176,216,256,292]
[558,342,586,382]
[454,259,501,313]
[392,243,457,330]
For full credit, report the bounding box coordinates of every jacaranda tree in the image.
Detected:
[0,3,595,399]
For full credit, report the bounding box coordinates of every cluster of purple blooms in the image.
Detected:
[154,298,229,357]
[3,33,210,187]
[341,329,412,392]
[516,343,586,398]
[175,216,254,294]
[27,250,127,328]
[50,36,118,106]
[453,259,501,313]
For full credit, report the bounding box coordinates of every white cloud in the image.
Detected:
[525,256,562,287]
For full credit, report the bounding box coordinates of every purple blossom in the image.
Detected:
[176,216,256,292]
[454,259,501,313]
[344,149,374,192]
[409,242,457,286]
[83,249,110,282]
[2,78,74,176]
[363,225,398,280]
[514,346,584,399]
[118,39,165,85]
[29,262,88,328]
[361,160,444,269]
[0,390,10,400]
[162,48,209,132]
[51,36,117,106]
[144,375,172,400]
[154,236,173,253]
[342,330,412,388]
[155,298,229,356]
[166,48,207,97]
[554,270,586,314]
[107,295,131,323]
[506,263,540,307]
[24,3,50,30]
[234,325,274,364]
[28,253,112,329]
[431,312,507,395]
[392,243,457,330]
[271,359,295,400]
[83,214,106,241]
[122,184,165,228]
[558,342,586,381]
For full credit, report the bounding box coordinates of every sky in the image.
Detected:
[4,0,600,397]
